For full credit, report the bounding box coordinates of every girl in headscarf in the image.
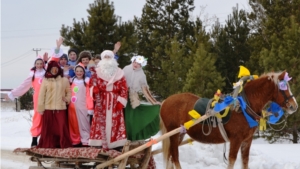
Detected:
[37,37,72,148]
[37,60,72,148]
[123,55,161,141]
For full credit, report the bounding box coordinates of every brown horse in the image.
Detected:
[160,71,298,169]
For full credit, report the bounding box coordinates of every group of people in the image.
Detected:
[8,37,161,150]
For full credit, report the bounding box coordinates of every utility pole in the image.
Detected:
[32,48,41,56]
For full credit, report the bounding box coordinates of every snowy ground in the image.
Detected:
[1,109,300,169]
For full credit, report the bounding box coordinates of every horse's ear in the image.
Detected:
[278,70,287,80]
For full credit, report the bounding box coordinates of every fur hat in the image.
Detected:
[131,55,147,67]
[60,54,68,60]
[100,50,114,60]
[68,48,78,56]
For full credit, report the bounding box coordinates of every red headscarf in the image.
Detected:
[45,61,63,78]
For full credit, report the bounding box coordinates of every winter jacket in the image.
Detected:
[37,76,71,113]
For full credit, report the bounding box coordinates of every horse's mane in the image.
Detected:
[242,71,283,112]
[258,71,283,85]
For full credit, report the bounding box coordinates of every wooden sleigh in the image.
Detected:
[13,140,156,169]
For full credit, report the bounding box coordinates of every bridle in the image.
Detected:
[276,82,295,108]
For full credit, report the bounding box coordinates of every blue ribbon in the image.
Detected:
[213,95,259,128]
[267,102,284,124]
[237,96,258,128]
[213,96,234,112]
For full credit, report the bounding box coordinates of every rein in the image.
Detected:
[239,90,262,121]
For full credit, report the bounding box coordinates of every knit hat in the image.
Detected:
[100,50,114,60]
[60,54,68,60]
[131,55,147,67]
[68,48,78,56]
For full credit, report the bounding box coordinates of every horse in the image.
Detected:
[160,71,298,169]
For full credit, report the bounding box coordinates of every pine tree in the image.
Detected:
[260,16,300,143]
[183,43,225,98]
[157,36,187,98]
[247,0,300,143]
[134,0,196,98]
[210,5,251,93]
[115,21,138,68]
[19,88,34,111]
[60,0,134,57]
[60,18,88,52]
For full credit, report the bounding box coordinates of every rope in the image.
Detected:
[267,115,287,132]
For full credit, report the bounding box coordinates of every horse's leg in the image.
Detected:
[168,133,182,169]
[240,136,253,169]
[227,140,243,169]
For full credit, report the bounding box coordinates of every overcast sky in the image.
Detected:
[1,0,248,89]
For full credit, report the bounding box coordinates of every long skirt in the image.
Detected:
[125,102,160,141]
[37,110,72,148]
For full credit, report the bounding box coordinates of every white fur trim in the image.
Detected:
[117,96,127,107]
[87,110,94,115]
[100,50,114,60]
[51,47,64,58]
[90,86,94,99]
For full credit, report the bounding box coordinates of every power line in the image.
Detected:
[1,27,60,32]
[1,50,33,66]
[1,33,60,39]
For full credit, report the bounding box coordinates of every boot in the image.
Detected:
[31,137,38,147]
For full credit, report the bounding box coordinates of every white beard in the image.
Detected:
[96,58,119,79]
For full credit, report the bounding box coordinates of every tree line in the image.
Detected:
[57,0,300,143]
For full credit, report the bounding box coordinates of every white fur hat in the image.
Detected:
[131,55,147,67]
[100,50,114,60]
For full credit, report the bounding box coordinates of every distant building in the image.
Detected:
[1,89,13,102]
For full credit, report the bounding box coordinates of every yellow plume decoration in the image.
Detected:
[238,66,250,78]
[211,89,222,107]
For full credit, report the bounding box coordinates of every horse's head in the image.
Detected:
[271,71,298,114]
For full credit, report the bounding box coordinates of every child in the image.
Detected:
[7,55,46,147]
[59,53,71,78]
[68,63,94,146]
[68,48,78,67]
[94,54,101,66]
[75,51,92,78]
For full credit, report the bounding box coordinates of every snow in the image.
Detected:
[1,109,300,169]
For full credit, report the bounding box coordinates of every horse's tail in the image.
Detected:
[160,113,170,167]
